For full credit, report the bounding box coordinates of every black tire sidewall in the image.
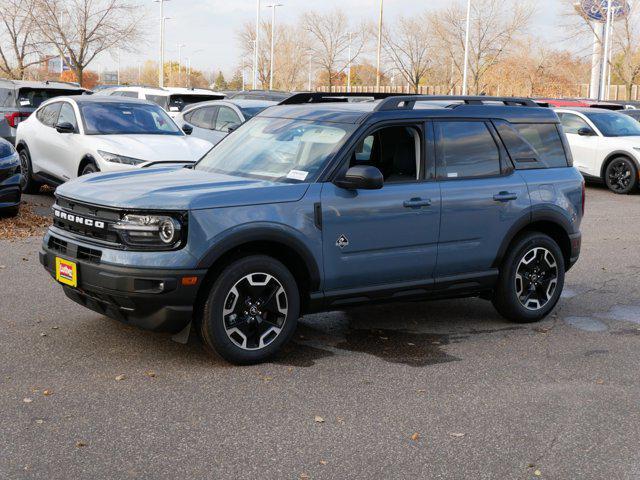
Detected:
[605,157,638,194]
[494,232,565,323]
[19,149,41,193]
[81,162,98,175]
[200,255,300,364]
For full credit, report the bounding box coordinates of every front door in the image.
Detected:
[321,124,441,293]
[557,112,600,176]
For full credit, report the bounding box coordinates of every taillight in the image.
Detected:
[581,180,586,214]
[4,112,30,128]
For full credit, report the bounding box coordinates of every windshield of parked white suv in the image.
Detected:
[195,117,355,182]
[79,102,183,135]
[585,112,640,137]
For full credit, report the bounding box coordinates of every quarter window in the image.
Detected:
[495,121,568,168]
[436,121,500,178]
[558,113,590,135]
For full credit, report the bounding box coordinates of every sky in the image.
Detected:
[94,0,569,78]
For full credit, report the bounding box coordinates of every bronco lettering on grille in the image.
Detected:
[54,209,106,229]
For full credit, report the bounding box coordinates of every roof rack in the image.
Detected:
[375,95,539,111]
[279,91,405,105]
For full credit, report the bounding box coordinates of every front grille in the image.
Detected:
[77,246,102,264]
[48,236,68,254]
[53,197,122,246]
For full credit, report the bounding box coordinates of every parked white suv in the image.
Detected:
[556,107,640,194]
[15,96,212,193]
[106,86,225,117]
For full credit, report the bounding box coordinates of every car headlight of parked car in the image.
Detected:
[98,150,146,166]
[114,213,184,248]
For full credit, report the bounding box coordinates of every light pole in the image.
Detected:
[307,52,313,91]
[155,0,170,87]
[375,0,383,90]
[347,31,353,93]
[599,0,614,101]
[177,43,186,87]
[253,0,261,89]
[161,17,171,86]
[266,3,283,91]
[462,0,472,95]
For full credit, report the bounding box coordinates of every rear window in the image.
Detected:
[17,88,84,108]
[495,121,568,168]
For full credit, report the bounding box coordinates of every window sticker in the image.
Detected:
[286,170,309,181]
[447,172,458,178]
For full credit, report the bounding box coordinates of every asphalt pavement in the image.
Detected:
[1,185,639,480]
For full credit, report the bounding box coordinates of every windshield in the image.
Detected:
[195,117,355,182]
[79,102,183,135]
[17,88,84,108]
[168,94,224,113]
[586,112,640,137]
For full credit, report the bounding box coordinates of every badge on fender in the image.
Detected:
[336,234,349,249]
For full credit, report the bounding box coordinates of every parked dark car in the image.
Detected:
[0,137,21,216]
[40,94,583,364]
[0,79,87,144]
[620,109,640,123]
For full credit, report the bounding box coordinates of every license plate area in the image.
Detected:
[55,257,78,287]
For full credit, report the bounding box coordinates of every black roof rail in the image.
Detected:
[279,91,408,105]
[374,95,539,111]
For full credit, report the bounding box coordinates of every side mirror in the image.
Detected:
[55,122,75,134]
[577,126,595,136]
[182,124,194,135]
[334,165,384,190]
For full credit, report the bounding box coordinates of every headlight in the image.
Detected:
[114,214,183,248]
[98,150,145,166]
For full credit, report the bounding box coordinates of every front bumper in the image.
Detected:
[40,234,207,333]
[0,166,21,210]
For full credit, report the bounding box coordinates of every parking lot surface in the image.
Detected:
[1,185,639,479]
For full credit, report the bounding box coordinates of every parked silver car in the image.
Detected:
[173,99,277,146]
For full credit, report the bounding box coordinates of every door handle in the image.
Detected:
[403,197,432,208]
[493,192,518,202]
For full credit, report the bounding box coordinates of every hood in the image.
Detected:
[55,167,310,210]
[89,135,212,163]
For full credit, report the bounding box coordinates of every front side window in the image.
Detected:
[585,111,640,137]
[436,121,500,178]
[215,106,241,132]
[196,117,355,182]
[57,103,78,131]
[79,102,183,135]
[558,113,590,135]
[185,107,216,129]
[37,102,62,127]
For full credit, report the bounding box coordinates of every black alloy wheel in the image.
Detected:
[605,157,637,194]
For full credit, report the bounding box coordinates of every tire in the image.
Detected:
[18,148,42,194]
[1,205,19,217]
[604,157,638,194]
[81,162,99,176]
[199,255,300,364]
[493,232,565,323]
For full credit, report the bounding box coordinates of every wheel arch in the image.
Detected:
[194,225,321,314]
[78,155,98,177]
[600,150,639,179]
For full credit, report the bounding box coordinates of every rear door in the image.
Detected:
[321,122,441,295]
[434,120,530,283]
[557,112,599,176]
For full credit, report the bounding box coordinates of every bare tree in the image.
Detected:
[238,21,272,89]
[303,10,367,88]
[611,9,640,99]
[30,0,144,87]
[0,0,42,79]
[430,0,533,94]
[383,14,432,93]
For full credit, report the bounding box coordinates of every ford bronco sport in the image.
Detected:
[39,94,584,364]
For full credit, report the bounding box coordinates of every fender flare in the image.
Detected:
[600,150,640,178]
[196,222,321,291]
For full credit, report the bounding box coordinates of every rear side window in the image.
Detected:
[495,121,568,168]
[436,121,500,178]
[185,106,217,129]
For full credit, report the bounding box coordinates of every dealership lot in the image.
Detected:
[0,184,637,479]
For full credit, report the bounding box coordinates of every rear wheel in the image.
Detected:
[604,157,637,194]
[18,148,42,194]
[199,255,300,364]
[493,232,565,323]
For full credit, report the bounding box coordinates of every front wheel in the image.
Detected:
[493,232,565,323]
[605,157,638,194]
[199,255,300,364]
[81,162,99,176]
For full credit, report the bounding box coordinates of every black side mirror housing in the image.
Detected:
[55,122,75,134]
[577,126,595,136]
[182,124,194,135]
[334,165,384,190]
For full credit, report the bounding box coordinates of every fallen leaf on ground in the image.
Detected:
[410,432,420,441]
[336,416,345,424]
[145,371,156,378]
[43,390,53,396]
[114,374,126,381]
[449,432,465,438]
[39,333,46,337]
[35,419,44,424]
[596,378,604,384]
[416,389,426,394]
[75,441,88,448]
[534,470,541,476]
[299,474,309,480]
[314,416,324,423]
[0,203,50,239]
[319,460,327,465]
[23,398,33,403]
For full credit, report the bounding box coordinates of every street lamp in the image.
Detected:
[177,43,186,87]
[161,17,172,86]
[266,3,283,91]
[347,31,353,93]
[462,0,472,95]
[155,0,171,88]
[253,0,261,90]
[375,0,383,90]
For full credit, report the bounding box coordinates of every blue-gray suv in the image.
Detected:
[39,94,584,364]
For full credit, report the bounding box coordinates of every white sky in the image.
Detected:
[94,0,568,77]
